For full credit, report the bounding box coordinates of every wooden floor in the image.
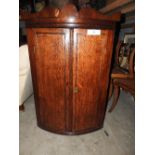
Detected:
[19,91,135,155]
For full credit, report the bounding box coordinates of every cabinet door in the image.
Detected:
[73,29,114,132]
[27,28,70,132]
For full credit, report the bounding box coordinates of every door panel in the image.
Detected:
[32,28,70,132]
[27,27,114,134]
[73,29,113,131]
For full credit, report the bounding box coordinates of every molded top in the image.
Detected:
[21,4,121,28]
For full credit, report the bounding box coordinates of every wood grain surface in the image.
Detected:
[73,29,108,131]
[28,28,70,132]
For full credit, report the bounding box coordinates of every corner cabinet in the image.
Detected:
[23,4,120,135]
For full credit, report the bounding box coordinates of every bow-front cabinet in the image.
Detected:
[23,4,120,135]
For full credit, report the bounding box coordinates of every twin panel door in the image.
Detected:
[27,28,114,134]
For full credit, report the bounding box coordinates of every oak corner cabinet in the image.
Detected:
[23,4,120,135]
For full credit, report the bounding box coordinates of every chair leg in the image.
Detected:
[109,85,120,112]
[108,79,113,100]
[19,104,25,111]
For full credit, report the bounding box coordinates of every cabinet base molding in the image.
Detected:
[38,122,103,135]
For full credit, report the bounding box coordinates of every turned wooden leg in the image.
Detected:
[109,85,120,112]
[108,79,113,100]
[19,104,25,111]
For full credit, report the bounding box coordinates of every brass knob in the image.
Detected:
[73,87,78,93]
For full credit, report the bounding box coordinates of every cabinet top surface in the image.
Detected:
[21,4,120,28]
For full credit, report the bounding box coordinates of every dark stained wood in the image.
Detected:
[109,78,135,112]
[97,30,115,125]
[21,4,120,29]
[21,3,121,21]
[73,29,109,131]
[109,84,120,112]
[108,43,135,112]
[30,28,70,132]
[25,4,119,135]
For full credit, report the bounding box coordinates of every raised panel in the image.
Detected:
[73,29,114,132]
[32,28,70,132]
